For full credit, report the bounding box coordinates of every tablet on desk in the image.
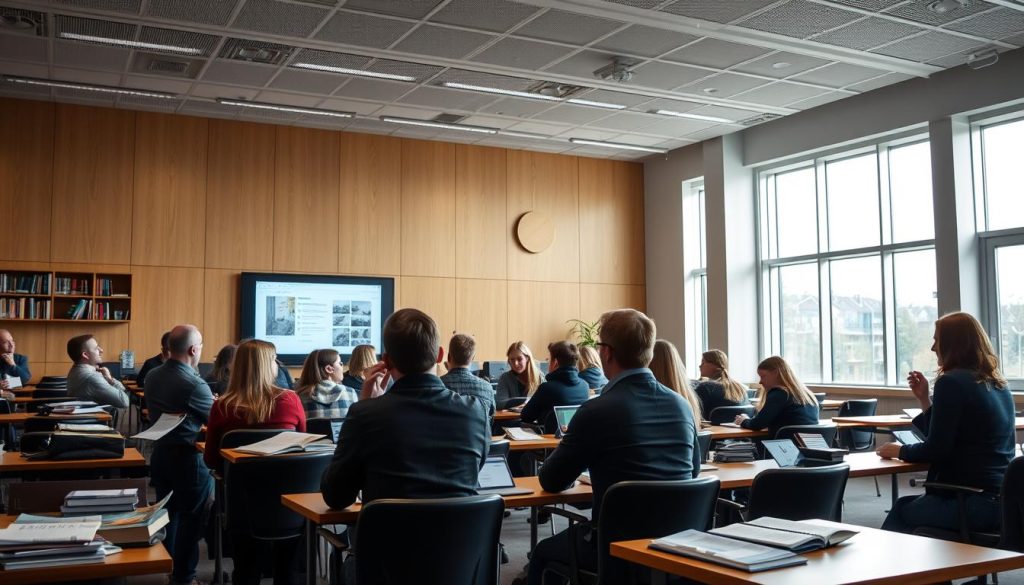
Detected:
[552,405,580,438]
[477,456,533,496]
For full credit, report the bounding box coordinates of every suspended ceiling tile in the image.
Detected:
[660,0,780,24]
[506,120,573,136]
[640,98,703,113]
[591,25,699,58]
[253,91,323,107]
[602,0,667,9]
[588,111,661,131]
[631,61,709,90]
[179,98,242,117]
[683,125,733,141]
[884,0,996,26]
[532,104,617,125]
[846,72,913,92]
[732,81,829,107]
[231,0,330,38]
[54,0,142,14]
[791,62,889,87]
[662,38,771,68]
[315,12,415,49]
[945,8,1024,40]
[145,0,239,26]
[515,9,624,45]
[343,0,445,19]
[610,134,674,146]
[317,97,383,116]
[810,18,924,51]
[830,0,905,9]
[471,38,575,70]
[268,69,345,94]
[431,0,541,32]
[479,96,559,117]
[872,31,982,62]
[0,35,47,63]
[678,72,771,98]
[553,126,619,140]
[189,83,260,99]
[202,60,278,86]
[0,61,50,79]
[685,104,764,122]
[576,88,654,107]
[334,78,413,101]
[376,105,441,119]
[787,90,851,110]
[434,68,535,91]
[543,50,622,77]
[393,25,496,60]
[732,51,833,78]
[123,75,194,93]
[735,1,861,39]
[458,114,520,128]
[291,48,372,70]
[52,67,124,86]
[53,41,131,72]
[634,116,714,136]
[397,86,496,110]
[138,26,222,58]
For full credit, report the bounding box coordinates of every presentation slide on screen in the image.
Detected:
[253,280,384,355]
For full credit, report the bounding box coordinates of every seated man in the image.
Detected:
[0,329,29,401]
[135,331,170,387]
[66,334,129,409]
[440,333,496,424]
[526,309,702,585]
[321,308,489,507]
[519,341,589,432]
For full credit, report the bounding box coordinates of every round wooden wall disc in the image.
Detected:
[516,211,555,254]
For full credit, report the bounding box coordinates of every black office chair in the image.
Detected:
[35,376,68,389]
[813,392,827,405]
[0,398,13,450]
[482,361,511,381]
[487,439,511,458]
[697,430,712,463]
[721,464,850,523]
[32,388,70,399]
[100,362,122,380]
[468,361,481,374]
[708,405,755,425]
[197,362,214,378]
[775,423,839,447]
[543,477,721,585]
[307,417,345,443]
[24,416,107,434]
[836,399,880,496]
[501,396,528,410]
[355,495,505,585]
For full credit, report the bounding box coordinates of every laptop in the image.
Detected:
[476,456,533,496]
[761,439,836,468]
[552,404,580,438]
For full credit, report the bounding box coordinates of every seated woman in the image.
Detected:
[649,339,703,426]
[519,341,590,432]
[735,356,818,437]
[495,341,542,410]
[295,348,360,422]
[878,312,1014,535]
[695,349,751,417]
[203,344,236,396]
[343,344,376,389]
[577,345,608,390]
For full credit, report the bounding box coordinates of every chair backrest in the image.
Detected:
[538,361,549,374]
[813,392,826,405]
[24,416,106,434]
[501,396,528,410]
[487,439,510,458]
[306,417,344,443]
[999,457,1024,552]
[775,424,838,447]
[197,362,214,378]
[837,399,878,451]
[0,398,11,415]
[100,362,122,380]
[708,405,755,425]
[356,495,504,585]
[32,388,69,399]
[747,464,850,521]
[220,428,289,449]
[468,361,481,374]
[696,431,712,463]
[7,478,149,513]
[597,478,720,585]
[223,452,332,540]
[482,361,510,380]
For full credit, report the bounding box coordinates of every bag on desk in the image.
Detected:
[22,431,125,460]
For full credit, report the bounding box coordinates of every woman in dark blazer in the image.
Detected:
[735,355,819,437]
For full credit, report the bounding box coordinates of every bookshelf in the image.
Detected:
[0,270,131,322]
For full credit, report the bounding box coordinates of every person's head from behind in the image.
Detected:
[756,355,816,405]
[0,329,16,355]
[547,340,579,371]
[167,325,203,367]
[597,309,656,375]
[578,345,600,371]
[932,312,1006,386]
[447,333,476,369]
[223,339,281,424]
[700,349,730,379]
[347,345,377,380]
[67,334,101,365]
[298,348,343,396]
[382,308,441,377]
[649,340,690,391]
[159,331,171,361]
[211,344,237,383]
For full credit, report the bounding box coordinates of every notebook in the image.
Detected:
[476,456,533,496]
[552,405,580,438]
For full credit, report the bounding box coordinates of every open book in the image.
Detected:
[233,432,332,455]
[710,517,858,553]
[504,427,544,441]
[649,529,807,572]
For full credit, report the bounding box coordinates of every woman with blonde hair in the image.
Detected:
[695,349,750,415]
[343,344,377,389]
[649,340,703,426]
[495,341,543,409]
[735,355,818,437]
[577,345,608,390]
[878,312,1014,535]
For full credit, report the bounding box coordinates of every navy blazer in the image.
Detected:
[320,372,489,508]
[520,367,589,430]
[695,379,749,418]
[539,371,701,521]
[0,353,30,385]
[740,388,819,437]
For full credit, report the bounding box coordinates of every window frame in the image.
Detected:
[683,179,707,371]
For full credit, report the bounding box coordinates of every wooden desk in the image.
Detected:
[0,515,171,584]
[492,434,562,451]
[0,448,145,474]
[494,409,521,421]
[11,396,76,404]
[0,411,112,425]
[611,523,1024,585]
[705,425,770,441]
[820,399,843,410]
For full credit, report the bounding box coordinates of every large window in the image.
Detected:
[684,180,708,372]
[760,138,937,386]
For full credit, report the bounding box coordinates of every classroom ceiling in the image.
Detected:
[0,0,1022,160]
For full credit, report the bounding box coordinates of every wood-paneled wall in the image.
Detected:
[0,98,646,375]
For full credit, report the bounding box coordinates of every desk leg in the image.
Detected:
[530,507,538,553]
[891,473,899,509]
[306,519,317,585]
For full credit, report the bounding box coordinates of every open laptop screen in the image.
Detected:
[477,456,517,490]
[553,405,580,437]
[761,439,802,468]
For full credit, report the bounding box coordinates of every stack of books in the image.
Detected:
[0,520,110,571]
[62,489,139,516]
[713,441,757,462]
[49,402,108,415]
[15,493,172,547]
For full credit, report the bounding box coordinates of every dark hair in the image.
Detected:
[934,312,1007,387]
[67,334,95,362]
[160,331,171,351]
[448,334,476,367]
[547,340,579,369]
[210,344,237,384]
[383,308,440,375]
[297,348,341,397]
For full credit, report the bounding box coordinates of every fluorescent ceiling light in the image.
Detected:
[441,81,561,102]
[380,116,497,134]
[569,138,666,154]
[292,62,416,82]
[217,98,354,118]
[498,130,550,140]
[59,32,204,56]
[655,109,733,124]
[566,98,626,110]
[3,75,177,99]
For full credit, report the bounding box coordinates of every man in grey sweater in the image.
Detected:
[66,334,128,409]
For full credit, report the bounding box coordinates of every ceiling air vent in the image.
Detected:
[220,38,293,65]
[148,58,190,75]
[739,113,784,126]
[0,7,47,36]
[132,52,203,78]
[526,81,585,99]
[433,113,466,124]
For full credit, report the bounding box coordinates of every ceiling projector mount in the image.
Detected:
[593,57,640,83]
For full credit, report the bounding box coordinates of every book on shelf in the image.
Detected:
[648,529,807,572]
[64,299,92,320]
[710,517,858,553]
[54,276,90,296]
[233,431,332,455]
[0,273,50,295]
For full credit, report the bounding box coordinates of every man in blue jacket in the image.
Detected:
[0,329,31,388]
[519,341,589,433]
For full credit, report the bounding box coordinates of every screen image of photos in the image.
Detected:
[332,300,373,348]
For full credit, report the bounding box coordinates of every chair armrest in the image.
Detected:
[919,482,986,495]
[540,505,590,525]
[317,527,349,552]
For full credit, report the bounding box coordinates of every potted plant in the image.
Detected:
[566,319,600,348]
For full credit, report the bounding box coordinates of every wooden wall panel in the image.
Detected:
[51,104,135,265]
[273,126,340,273]
[131,113,208,267]
[507,151,579,282]
[455,278,508,362]
[3,321,49,370]
[44,322,130,364]
[579,283,647,324]
[0,99,53,262]
[579,159,646,285]
[506,280,579,360]
[401,139,455,278]
[456,145,507,280]
[400,277,456,352]
[339,133,402,275]
[206,121,275,270]
[128,266,205,352]
[203,269,239,353]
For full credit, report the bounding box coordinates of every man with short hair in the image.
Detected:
[0,329,30,387]
[519,340,589,432]
[66,334,128,408]
[525,309,702,585]
[321,308,489,508]
[144,324,214,585]
[440,333,496,424]
[135,331,171,387]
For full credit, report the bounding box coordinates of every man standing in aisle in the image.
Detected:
[66,334,129,409]
[145,324,214,585]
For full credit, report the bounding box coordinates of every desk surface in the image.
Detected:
[700,452,926,489]
[831,414,1024,429]
[819,399,843,409]
[610,523,1024,585]
[0,412,113,424]
[494,409,521,421]
[0,516,171,585]
[0,448,145,472]
[493,434,562,451]
[705,425,771,440]
[281,475,593,525]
